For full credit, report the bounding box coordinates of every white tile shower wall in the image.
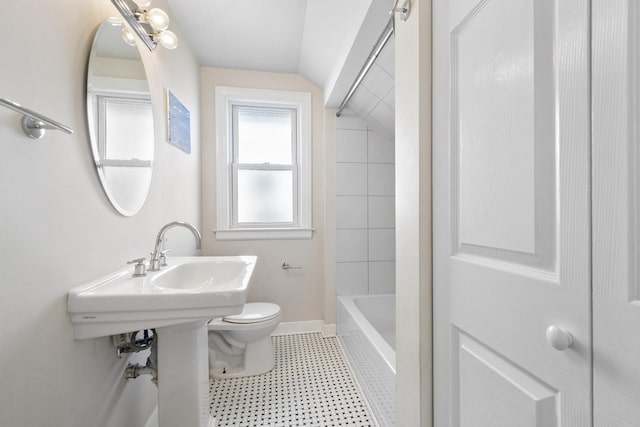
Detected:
[368,229,396,262]
[368,163,395,196]
[382,89,396,111]
[336,163,368,195]
[336,196,368,229]
[336,229,368,262]
[349,86,380,118]
[375,35,395,78]
[368,132,395,164]
[336,129,368,162]
[369,262,396,294]
[337,262,369,295]
[361,64,395,100]
[336,116,395,296]
[369,100,395,132]
[368,197,395,229]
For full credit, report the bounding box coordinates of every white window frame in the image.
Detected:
[215,86,313,240]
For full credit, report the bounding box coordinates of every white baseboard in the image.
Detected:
[323,323,337,337]
[272,320,336,337]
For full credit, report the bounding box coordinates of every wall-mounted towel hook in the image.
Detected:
[281,262,302,271]
[0,97,74,139]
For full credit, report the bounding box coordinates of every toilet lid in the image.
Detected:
[223,302,281,324]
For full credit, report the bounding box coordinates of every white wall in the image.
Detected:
[200,68,329,324]
[335,115,396,295]
[0,1,201,425]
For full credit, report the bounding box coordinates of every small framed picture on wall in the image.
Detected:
[166,89,191,154]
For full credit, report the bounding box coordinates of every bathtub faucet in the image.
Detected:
[149,221,202,271]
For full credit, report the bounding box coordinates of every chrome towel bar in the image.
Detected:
[281,262,302,270]
[0,97,73,139]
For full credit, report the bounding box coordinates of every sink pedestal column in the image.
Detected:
[156,321,212,427]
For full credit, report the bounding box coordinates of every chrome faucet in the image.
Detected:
[149,221,202,271]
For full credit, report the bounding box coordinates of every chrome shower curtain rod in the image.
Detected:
[336,17,395,117]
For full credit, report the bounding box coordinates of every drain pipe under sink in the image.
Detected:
[125,344,158,385]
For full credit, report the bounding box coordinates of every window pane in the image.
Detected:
[237,170,293,223]
[236,107,293,164]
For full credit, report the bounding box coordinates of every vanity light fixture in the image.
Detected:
[111,0,178,51]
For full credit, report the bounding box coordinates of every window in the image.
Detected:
[215,87,312,240]
[97,95,153,168]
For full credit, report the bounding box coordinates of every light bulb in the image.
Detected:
[145,8,169,31]
[156,30,178,49]
[133,0,152,8]
[121,26,137,46]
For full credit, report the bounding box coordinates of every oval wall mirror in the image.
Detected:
[87,18,154,216]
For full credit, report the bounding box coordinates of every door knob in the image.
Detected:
[546,325,573,351]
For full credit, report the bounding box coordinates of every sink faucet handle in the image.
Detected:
[159,249,170,267]
[127,258,147,277]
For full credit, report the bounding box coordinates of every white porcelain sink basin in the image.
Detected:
[152,260,247,290]
[68,256,257,339]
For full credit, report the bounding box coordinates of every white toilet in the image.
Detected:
[207,302,281,378]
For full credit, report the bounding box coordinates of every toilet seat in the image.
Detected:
[222,302,280,324]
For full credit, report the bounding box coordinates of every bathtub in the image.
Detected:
[337,294,396,427]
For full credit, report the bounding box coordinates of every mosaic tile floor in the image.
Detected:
[209,333,378,427]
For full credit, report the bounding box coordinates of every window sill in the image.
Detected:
[214,228,314,241]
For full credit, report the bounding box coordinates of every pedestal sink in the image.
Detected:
[67,256,257,427]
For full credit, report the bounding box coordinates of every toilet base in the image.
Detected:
[209,364,275,379]
[209,337,276,379]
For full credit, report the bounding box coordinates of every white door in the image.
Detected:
[592,1,640,425]
[433,0,592,425]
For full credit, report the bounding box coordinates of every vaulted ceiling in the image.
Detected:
[165,0,395,132]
